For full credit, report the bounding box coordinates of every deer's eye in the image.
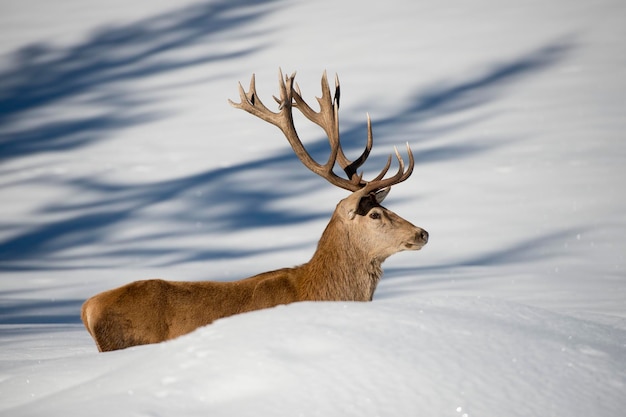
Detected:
[369,211,381,220]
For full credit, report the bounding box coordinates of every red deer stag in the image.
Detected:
[81,70,428,352]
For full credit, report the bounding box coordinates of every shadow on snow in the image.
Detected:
[0,0,277,159]
[0,36,573,272]
[0,3,575,323]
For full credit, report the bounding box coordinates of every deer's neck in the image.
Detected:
[297,216,383,302]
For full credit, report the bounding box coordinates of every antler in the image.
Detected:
[228,69,414,194]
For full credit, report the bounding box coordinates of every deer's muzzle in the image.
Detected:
[406,228,428,250]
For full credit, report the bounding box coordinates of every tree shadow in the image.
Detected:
[0,298,85,324]
[0,35,574,272]
[0,0,278,160]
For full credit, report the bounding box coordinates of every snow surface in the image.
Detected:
[1,0,625,415]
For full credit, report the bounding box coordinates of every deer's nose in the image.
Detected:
[419,229,429,244]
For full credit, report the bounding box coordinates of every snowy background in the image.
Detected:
[1,0,625,415]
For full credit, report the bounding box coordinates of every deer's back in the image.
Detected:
[82,270,301,351]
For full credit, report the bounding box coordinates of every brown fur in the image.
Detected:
[83,70,429,351]
[81,194,428,351]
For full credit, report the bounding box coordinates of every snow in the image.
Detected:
[1,0,625,415]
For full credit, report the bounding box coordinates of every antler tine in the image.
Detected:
[291,71,335,134]
[358,143,415,196]
[228,73,275,123]
[247,74,257,104]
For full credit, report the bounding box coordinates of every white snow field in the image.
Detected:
[1,0,625,415]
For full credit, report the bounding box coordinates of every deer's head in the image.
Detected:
[335,188,428,261]
[230,70,428,262]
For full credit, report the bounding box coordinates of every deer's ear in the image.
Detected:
[374,187,390,204]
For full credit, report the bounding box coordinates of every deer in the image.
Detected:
[81,70,429,352]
